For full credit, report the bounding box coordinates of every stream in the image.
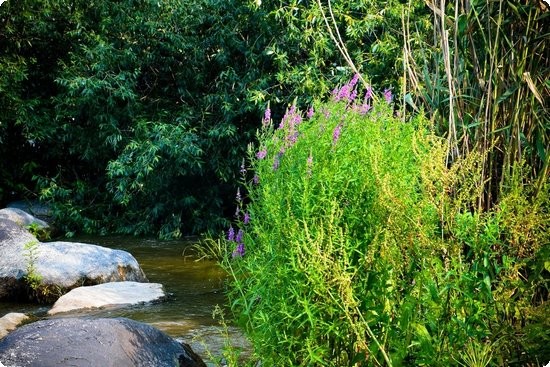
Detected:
[0,235,249,365]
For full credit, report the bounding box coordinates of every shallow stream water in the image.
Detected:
[0,235,249,365]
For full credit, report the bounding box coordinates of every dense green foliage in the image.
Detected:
[403,0,549,207]
[1,0,423,237]
[1,0,548,364]
[220,82,549,365]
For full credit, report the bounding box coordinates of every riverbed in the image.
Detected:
[0,235,249,365]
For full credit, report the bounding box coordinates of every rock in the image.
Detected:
[34,241,148,289]
[48,281,166,315]
[0,218,148,302]
[0,313,29,339]
[0,208,49,231]
[0,219,38,300]
[0,317,207,367]
[6,200,52,223]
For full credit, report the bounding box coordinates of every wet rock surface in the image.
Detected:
[0,317,207,367]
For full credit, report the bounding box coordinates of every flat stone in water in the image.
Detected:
[48,281,166,315]
[0,312,29,339]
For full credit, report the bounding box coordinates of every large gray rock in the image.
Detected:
[48,281,166,315]
[0,219,147,302]
[0,208,49,230]
[0,317,207,367]
[0,313,29,339]
[0,219,38,300]
[6,200,52,223]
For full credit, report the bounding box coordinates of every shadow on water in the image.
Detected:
[0,235,250,364]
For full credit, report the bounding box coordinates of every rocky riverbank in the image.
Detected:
[0,207,207,366]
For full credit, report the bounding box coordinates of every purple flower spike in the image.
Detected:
[236,229,244,244]
[253,174,260,184]
[359,103,372,115]
[236,188,242,202]
[228,226,235,242]
[232,243,245,258]
[333,124,342,145]
[256,149,267,160]
[307,153,313,177]
[384,88,393,103]
[240,159,246,176]
[349,88,358,103]
[365,86,373,100]
[243,212,250,225]
[273,156,280,171]
[263,108,271,126]
[337,85,350,102]
[350,74,360,89]
[307,106,314,119]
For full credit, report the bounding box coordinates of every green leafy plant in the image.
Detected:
[22,239,61,303]
[219,75,549,365]
[26,222,50,241]
[23,240,42,292]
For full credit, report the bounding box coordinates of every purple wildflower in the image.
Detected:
[253,174,260,184]
[243,212,250,225]
[292,113,302,126]
[263,108,271,126]
[287,131,298,146]
[349,88,358,103]
[227,226,235,242]
[337,85,350,102]
[232,242,245,258]
[332,124,343,145]
[365,86,373,100]
[384,88,393,104]
[349,73,360,89]
[359,103,372,115]
[307,106,314,119]
[256,149,267,160]
[235,229,244,244]
[273,156,280,170]
[236,188,242,202]
[331,87,339,99]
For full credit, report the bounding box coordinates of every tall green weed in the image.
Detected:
[219,77,549,366]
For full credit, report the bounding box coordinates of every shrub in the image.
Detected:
[220,77,549,365]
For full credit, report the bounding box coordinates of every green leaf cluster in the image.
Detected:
[220,81,549,365]
[0,0,429,237]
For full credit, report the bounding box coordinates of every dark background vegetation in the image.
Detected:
[0,0,547,239]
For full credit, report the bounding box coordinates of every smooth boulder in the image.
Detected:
[0,313,29,339]
[0,218,147,302]
[6,200,52,223]
[0,317,206,367]
[0,208,49,230]
[48,281,166,315]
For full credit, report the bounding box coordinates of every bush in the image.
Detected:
[220,77,549,365]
